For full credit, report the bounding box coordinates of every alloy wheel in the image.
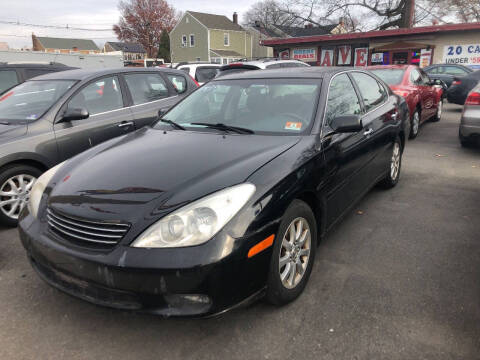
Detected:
[390,142,401,181]
[279,217,311,289]
[0,174,36,220]
[412,112,420,135]
[437,100,443,119]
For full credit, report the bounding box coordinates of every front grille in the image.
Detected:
[47,208,130,246]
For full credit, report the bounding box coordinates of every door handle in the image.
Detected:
[118,121,134,128]
[363,128,373,136]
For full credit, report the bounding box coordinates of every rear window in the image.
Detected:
[217,66,260,78]
[369,69,405,85]
[0,70,19,94]
[195,67,219,83]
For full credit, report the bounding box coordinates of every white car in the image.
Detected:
[216,58,310,78]
[177,63,221,85]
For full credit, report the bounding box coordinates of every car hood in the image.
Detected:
[48,127,301,224]
[0,123,27,143]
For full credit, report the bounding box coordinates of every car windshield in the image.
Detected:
[159,78,320,135]
[370,69,405,85]
[0,80,76,122]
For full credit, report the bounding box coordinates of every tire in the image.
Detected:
[409,110,420,139]
[0,165,43,227]
[459,131,474,148]
[431,99,442,122]
[266,200,317,306]
[378,137,402,189]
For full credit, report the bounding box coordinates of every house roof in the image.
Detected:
[275,24,337,37]
[188,11,244,31]
[105,42,146,53]
[36,36,99,51]
[263,22,480,46]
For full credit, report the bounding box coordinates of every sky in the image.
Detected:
[0,0,258,49]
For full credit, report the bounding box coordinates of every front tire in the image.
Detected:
[409,110,420,139]
[266,200,317,306]
[0,165,42,227]
[379,137,402,189]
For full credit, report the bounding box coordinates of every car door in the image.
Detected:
[54,75,135,161]
[411,67,435,121]
[321,72,371,228]
[122,72,182,129]
[350,71,398,181]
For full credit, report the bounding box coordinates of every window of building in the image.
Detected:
[325,74,362,126]
[196,57,201,61]
[186,17,189,24]
[224,33,230,46]
[222,58,228,65]
[189,34,195,47]
[182,35,187,47]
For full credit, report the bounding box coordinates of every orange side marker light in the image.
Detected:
[248,235,275,258]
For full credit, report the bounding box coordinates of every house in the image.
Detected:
[0,42,9,51]
[103,41,147,61]
[170,11,253,64]
[32,34,100,54]
[246,22,346,58]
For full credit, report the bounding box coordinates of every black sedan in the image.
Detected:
[0,67,197,226]
[19,67,407,317]
[424,64,473,88]
[446,70,480,105]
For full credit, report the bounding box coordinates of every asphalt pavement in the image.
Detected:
[0,103,479,359]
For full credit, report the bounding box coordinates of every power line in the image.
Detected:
[0,19,113,31]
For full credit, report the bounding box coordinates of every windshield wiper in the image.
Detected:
[191,123,254,134]
[160,118,185,130]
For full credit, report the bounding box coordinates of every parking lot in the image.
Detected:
[0,103,478,359]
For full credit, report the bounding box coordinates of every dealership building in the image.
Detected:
[262,22,480,69]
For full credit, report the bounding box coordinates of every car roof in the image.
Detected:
[0,62,72,69]
[212,66,357,81]
[367,65,410,70]
[27,67,187,81]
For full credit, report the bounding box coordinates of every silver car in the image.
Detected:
[459,84,480,147]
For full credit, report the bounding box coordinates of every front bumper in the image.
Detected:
[19,212,275,317]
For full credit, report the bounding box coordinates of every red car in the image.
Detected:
[368,65,443,139]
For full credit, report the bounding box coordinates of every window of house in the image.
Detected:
[68,76,123,116]
[189,34,195,47]
[224,33,230,46]
[186,17,189,24]
[222,58,228,65]
[182,35,187,47]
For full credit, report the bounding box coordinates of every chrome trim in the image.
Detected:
[49,222,118,245]
[47,208,129,228]
[47,214,123,239]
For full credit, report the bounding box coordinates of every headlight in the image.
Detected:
[28,162,65,219]
[131,183,256,248]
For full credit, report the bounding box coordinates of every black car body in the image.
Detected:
[0,67,197,225]
[19,67,407,317]
[0,62,75,94]
[446,70,480,105]
[424,64,473,88]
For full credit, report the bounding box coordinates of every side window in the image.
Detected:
[325,74,362,127]
[167,74,187,94]
[195,67,219,83]
[179,67,190,74]
[444,66,469,76]
[0,70,19,93]
[410,68,425,85]
[124,73,169,105]
[68,76,123,116]
[419,69,431,84]
[351,72,386,111]
[25,68,54,79]
[266,64,281,69]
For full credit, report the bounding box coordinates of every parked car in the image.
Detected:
[0,67,197,226]
[446,70,480,105]
[19,67,407,317]
[424,64,473,88]
[176,63,221,85]
[368,65,443,139]
[216,58,310,78]
[0,62,74,94]
[459,84,480,147]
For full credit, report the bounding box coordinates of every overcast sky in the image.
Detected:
[0,0,257,49]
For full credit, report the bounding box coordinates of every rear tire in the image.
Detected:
[431,99,442,122]
[0,165,43,227]
[379,137,402,189]
[409,110,420,139]
[266,200,317,306]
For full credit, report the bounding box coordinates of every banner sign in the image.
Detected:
[354,47,368,66]
[420,49,432,68]
[337,45,352,65]
[443,44,480,67]
[319,49,334,66]
[292,48,317,61]
[371,53,383,63]
[278,49,290,59]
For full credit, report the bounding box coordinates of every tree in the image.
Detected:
[243,0,300,27]
[157,31,170,62]
[113,0,177,58]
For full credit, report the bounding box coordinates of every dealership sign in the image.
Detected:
[292,48,317,61]
[320,49,334,66]
[337,45,352,65]
[371,53,384,63]
[278,49,290,59]
[354,47,368,66]
[443,44,480,67]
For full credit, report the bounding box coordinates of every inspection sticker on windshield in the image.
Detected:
[285,122,302,131]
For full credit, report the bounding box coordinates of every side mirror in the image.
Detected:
[60,107,89,122]
[331,115,363,133]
